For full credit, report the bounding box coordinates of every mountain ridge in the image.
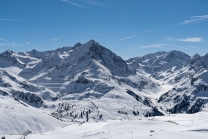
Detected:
[0,40,208,126]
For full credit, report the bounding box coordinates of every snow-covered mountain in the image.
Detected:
[19,40,135,81]
[0,40,165,125]
[1,40,208,126]
[127,50,190,75]
[127,51,208,114]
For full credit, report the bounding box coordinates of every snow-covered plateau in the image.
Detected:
[0,40,208,138]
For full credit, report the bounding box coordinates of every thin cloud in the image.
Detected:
[130,44,168,50]
[179,37,203,42]
[115,28,159,41]
[0,38,15,44]
[143,28,159,33]
[86,0,106,7]
[0,43,18,46]
[0,38,25,46]
[51,38,59,42]
[115,35,138,41]
[0,38,9,43]
[0,19,21,21]
[1,43,24,46]
[177,15,208,25]
[168,37,204,42]
[0,43,10,46]
[62,0,89,8]
[26,42,30,45]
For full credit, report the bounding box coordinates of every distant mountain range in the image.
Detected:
[0,40,208,130]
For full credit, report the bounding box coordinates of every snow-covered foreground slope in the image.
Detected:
[0,96,66,135]
[5,112,208,139]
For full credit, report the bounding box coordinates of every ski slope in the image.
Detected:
[4,112,208,139]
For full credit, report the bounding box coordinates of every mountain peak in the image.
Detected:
[31,49,38,52]
[85,39,100,46]
[72,40,100,51]
[73,42,82,47]
[192,53,200,59]
[1,49,15,56]
[29,49,41,55]
[88,39,95,44]
[168,50,189,56]
[76,40,134,76]
[166,50,190,60]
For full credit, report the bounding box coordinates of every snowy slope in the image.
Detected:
[0,95,65,135]
[0,68,58,107]
[0,68,65,135]
[5,112,208,139]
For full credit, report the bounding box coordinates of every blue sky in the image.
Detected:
[0,0,208,59]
